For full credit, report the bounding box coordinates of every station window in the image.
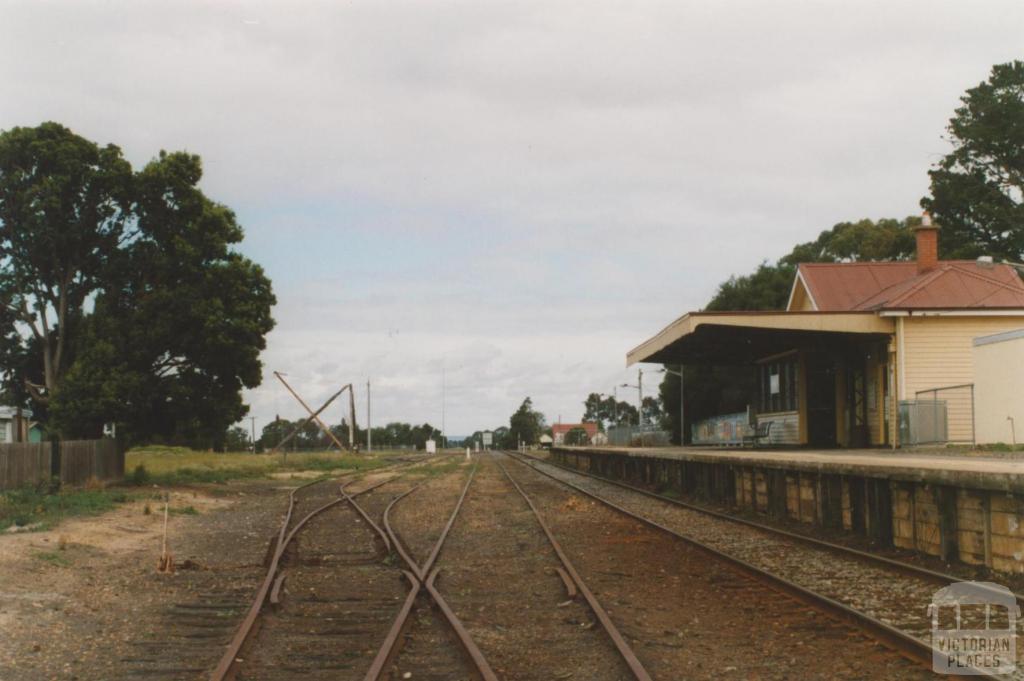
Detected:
[759,356,798,413]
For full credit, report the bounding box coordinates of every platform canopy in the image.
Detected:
[626,311,893,366]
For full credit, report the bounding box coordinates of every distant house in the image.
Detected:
[551,422,599,446]
[0,407,43,443]
[539,434,553,448]
[628,215,1024,448]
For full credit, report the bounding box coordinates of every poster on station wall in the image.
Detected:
[692,412,749,446]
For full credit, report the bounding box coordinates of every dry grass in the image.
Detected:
[126,446,401,485]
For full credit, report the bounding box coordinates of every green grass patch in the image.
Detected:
[34,551,72,567]
[169,505,199,516]
[0,486,134,532]
[975,443,1024,453]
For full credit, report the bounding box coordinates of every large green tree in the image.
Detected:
[707,217,919,312]
[506,397,545,446]
[922,60,1024,261]
[0,123,275,447]
[0,122,133,406]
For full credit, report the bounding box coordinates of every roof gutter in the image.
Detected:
[878,309,1024,317]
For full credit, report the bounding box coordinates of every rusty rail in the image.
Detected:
[365,463,498,681]
[496,459,653,681]
[208,472,405,681]
[502,450,969,676]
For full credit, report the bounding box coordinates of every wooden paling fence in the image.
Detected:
[0,439,124,490]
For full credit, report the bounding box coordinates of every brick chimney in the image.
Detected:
[916,212,939,274]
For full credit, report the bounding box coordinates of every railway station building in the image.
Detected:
[627,216,1024,448]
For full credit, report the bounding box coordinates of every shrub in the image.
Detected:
[129,464,151,486]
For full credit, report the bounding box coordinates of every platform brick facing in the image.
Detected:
[798,476,816,523]
[554,449,1024,575]
[956,490,988,565]
[957,530,986,565]
[891,485,915,550]
[988,495,1024,573]
[785,475,800,520]
[913,486,942,556]
[754,471,768,512]
[990,511,1023,538]
[841,480,852,530]
[736,469,755,510]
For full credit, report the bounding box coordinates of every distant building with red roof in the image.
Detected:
[628,215,1024,448]
[551,422,599,445]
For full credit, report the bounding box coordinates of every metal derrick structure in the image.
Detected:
[271,371,359,453]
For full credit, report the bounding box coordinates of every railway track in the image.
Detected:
[367,462,493,681]
[162,448,964,679]
[506,450,1018,679]
[376,450,655,679]
[207,455,453,681]
[521,450,1024,603]
[120,458,429,680]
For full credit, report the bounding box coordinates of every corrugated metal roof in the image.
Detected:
[798,261,1024,311]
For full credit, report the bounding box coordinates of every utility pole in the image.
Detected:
[441,366,446,450]
[366,379,372,453]
[639,369,644,425]
[348,384,356,450]
[250,416,256,452]
[621,368,645,426]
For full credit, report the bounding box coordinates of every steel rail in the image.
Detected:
[501,450,965,676]
[208,473,406,681]
[496,459,654,681]
[365,463,499,681]
[524,451,1024,606]
[268,455,428,557]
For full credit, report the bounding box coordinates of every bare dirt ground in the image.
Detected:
[0,479,295,681]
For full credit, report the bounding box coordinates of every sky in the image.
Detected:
[2,1,1023,436]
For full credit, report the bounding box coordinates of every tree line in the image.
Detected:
[224,418,445,452]
[656,60,1024,444]
[580,391,664,431]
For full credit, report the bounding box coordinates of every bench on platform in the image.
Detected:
[742,421,772,448]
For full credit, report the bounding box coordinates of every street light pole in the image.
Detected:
[367,379,372,453]
[621,368,645,426]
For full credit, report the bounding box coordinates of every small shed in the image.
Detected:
[973,329,1024,445]
[0,406,41,443]
[539,434,553,449]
